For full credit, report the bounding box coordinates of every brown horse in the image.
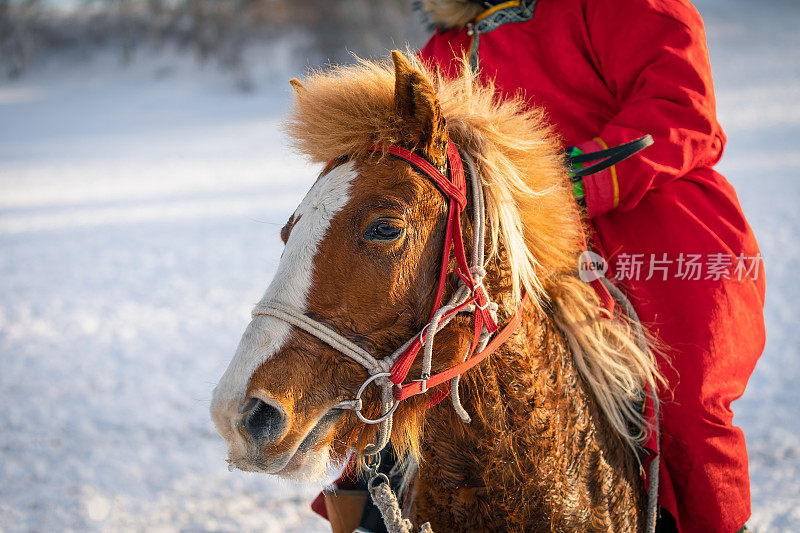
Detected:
[210,51,661,532]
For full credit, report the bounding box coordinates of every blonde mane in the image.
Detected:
[284,53,662,449]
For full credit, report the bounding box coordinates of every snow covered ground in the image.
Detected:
[0,0,798,531]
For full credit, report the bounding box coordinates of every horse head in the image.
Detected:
[210,52,471,480]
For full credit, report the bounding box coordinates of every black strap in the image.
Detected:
[568,135,654,178]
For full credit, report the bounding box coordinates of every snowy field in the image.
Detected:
[1,0,798,531]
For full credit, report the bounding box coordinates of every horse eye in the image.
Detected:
[364,220,404,242]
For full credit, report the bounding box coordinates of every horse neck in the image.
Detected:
[412,289,646,531]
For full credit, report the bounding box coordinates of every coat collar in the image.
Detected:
[421,0,536,29]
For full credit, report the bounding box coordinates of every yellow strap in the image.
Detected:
[594,137,619,208]
[474,0,521,22]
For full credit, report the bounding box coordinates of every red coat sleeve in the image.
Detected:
[578,0,726,219]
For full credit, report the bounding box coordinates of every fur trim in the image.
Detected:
[422,0,484,28]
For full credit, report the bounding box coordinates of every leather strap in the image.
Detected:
[395,294,527,401]
[568,135,654,178]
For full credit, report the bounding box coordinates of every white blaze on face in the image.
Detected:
[211,162,357,438]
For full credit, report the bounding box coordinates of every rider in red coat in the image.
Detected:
[418,0,765,531]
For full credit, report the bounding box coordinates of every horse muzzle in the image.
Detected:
[211,389,343,479]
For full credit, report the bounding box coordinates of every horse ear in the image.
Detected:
[391,50,448,169]
[289,78,307,95]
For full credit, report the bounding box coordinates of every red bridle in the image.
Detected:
[256,136,617,421]
[372,140,525,405]
[254,134,627,460]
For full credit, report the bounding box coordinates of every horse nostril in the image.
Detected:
[242,398,285,441]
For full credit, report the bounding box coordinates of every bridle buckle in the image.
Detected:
[413,371,431,394]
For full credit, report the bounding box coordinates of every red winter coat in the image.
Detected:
[420,0,765,532]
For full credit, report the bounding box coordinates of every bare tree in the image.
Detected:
[1,0,39,77]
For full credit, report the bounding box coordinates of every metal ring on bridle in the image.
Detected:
[367,472,390,492]
[354,372,400,424]
[362,450,381,472]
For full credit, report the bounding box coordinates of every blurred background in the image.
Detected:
[0,0,428,87]
[0,0,798,531]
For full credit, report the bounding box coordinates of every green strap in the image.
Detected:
[566,146,586,207]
